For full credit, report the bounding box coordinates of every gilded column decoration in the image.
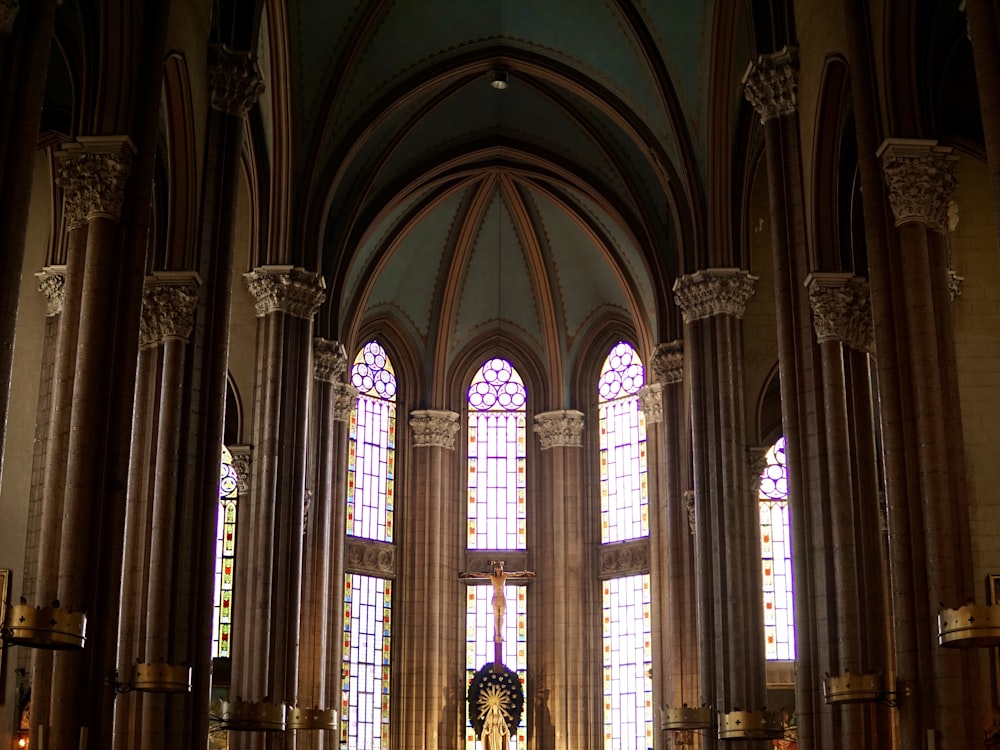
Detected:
[877,139,958,231]
[533,409,585,450]
[208,45,265,116]
[54,136,136,224]
[638,383,663,424]
[410,409,460,449]
[35,265,67,317]
[804,273,874,352]
[244,265,327,320]
[650,340,683,385]
[0,0,19,36]
[672,268,758,323]
[683,490,695,535]
[138,271,201,348]
[742,46,798,123]
[313,338,347,383]
[229,445,252,495]
[332,382,358,423]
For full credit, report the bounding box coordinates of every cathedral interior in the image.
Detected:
[1,0,1000,748]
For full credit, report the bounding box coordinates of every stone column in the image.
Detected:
[876,139,980,747]
[531,410,596,749]
[397,410,461,749]
[297,339,352,750]
[673,269,766,750]
[231,266,326,750]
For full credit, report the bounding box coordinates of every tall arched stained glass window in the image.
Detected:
[465,358,528,750]
[212,446,239,658]
[598,341,653,749]
[759,436,795,660]
[342,341,396,749]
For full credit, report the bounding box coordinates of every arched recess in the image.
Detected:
[569,314,642,413]
[755,362,783,447]
[160,52,199,270]
[224,371,243,446]
[352,315,424,416]
[446,335,550,420]
[811,54,852,272]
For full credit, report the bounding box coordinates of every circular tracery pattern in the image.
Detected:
[759,436,787,500]
[598,341,644,401]
[351,340,397,399]
[468,358,526,411]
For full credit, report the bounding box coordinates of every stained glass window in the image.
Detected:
[598,341,647,543]
[342,574,392,749]
[602,575,653,750]
[467,358,527,550]
[465,583,527,749]
[212,445,239,659]
[759,436,795,660]
[348,340,397,542]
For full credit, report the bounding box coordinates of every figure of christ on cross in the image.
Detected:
[459,560,536,666]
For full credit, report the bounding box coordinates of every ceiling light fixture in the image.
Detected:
[490,68,509,90]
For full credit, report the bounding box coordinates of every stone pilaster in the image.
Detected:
[208,45,265,116]
[139,271,201,348]
[804,273,874,352]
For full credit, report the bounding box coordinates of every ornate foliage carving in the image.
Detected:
[35,265,67,317]
[878,139,958,231]
[409,409,460,449]
[139,272,201,348]
[599,539,649,577]
[804,273,874,352]
[244,265,326,320]
[948,269,964,302]
[638,384,663,424]
[345,538,396,578]
[314,338,347,383]
[533,410,585,450]
[742,47,798,123]
[331,382,358,422]
[208,46,265,116]
[650,340,683,385]
[672,268,758,323]
[229,445,252,495]
[683,490,695,535]
[55,136,136,226]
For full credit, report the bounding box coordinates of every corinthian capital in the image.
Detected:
[742,47,798,123]
[244,265,326,320]
[533,410,585,450]
[804,273,874,353]
[410,409,460,449]
[332,382,359,422]
[638,384,663,425]
[650,340,683,385]
[672,269,757,323]
[314,338,348,383]
[55,136,136,226]
[209,46,265,116]
[139,272,202,348]
[877,139,958,231]
[35,265,67,317]
[0,0,19,36]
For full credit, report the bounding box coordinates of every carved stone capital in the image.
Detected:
[208,46,265,116]
[877,139,958,231]
[0,0,19,36]
[331,382,359,422]
[244,265,326,320]
[948,269,963,302]
[345,538,396,578]
[229,445,252,495]
[748,446,769,498]
[638,384,663,424]
[672,268,758,323]
[683,490,695,535]
[650,340,683,385]
[804,273,874,353]
[742,46,799,123]
[314,338,347,383]
[139,271,201,348]
[410,409,460,449]
[533,410,585,450]
[55,136,136,226]
[35,265,67,317]
[600,539,649,577]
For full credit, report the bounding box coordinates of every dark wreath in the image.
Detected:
[467,663,524,739]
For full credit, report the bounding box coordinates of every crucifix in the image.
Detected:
[459,560,535,669]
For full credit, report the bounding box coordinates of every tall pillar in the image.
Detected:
[297,339,352,750]
[397,410,461,749]
[673,269,767,750]
[531,410,597,750]
[875,140,981,747]
[231,266,326,750]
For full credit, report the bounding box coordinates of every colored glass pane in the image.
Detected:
[212,446,239,658]
[602,575,653,749]
[342,574,392,749]
[759,436,795,660]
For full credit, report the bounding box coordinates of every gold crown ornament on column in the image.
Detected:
[662,704,713,731]
[132,661,192,693]
[286,706,338,731]
[938,601,1000,647]
[212,699,287,731]
[821,670,883,704]
[717,709,784,741]
[3,598,87,650]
